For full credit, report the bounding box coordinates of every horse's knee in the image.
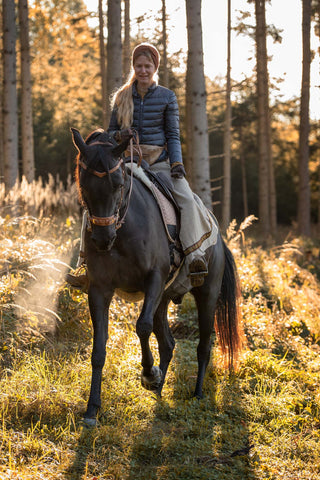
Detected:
[136,320,153,339]
[91,349,106,369]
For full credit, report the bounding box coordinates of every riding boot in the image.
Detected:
[188,256,208,287]
[65,258,89,293]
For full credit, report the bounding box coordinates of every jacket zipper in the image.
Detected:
[138,97,144,141]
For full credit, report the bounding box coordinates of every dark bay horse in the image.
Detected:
[71,127,242,426]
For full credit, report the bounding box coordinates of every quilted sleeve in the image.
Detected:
[164,91,183,166]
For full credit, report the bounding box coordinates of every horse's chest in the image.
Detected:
[90,250,150,289]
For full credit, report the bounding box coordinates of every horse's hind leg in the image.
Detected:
[192,286,220,399]
[152,297,175,396]
[136,269,166,392]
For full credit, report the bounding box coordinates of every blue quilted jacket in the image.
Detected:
[108,82,183,165]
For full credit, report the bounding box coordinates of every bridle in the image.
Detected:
[79,138,140,230]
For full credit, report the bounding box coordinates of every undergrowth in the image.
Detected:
[1,205,320,479]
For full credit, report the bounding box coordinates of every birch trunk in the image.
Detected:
[185,0,211,209]
[298,0,311,236]
[19,0,35,182]
[3,0,19,191]
[106,0,122,120]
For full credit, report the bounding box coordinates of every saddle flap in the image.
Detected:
[144,169,179,213]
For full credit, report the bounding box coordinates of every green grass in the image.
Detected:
[1,212,320,479]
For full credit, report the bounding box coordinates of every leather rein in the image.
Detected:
[79,138,142,230]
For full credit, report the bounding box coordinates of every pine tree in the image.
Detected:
[106,0,122,119]
[19,0,35,182]
[3,0,19,191]
[222,0,232,231]
[298,0,311,236]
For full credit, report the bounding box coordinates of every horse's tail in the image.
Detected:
[214,240,243,369]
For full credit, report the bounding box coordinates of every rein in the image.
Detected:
[116,137,141,228]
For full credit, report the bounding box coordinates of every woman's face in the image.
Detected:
[133,54,156,89]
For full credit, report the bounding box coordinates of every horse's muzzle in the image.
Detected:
[91,227,116,252]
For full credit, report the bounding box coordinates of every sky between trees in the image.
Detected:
[85,0,320,119]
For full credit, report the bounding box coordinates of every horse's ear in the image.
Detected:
[71,127,89,155]
[112,138,131,158]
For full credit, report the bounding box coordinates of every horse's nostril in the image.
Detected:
[91,232,116,251]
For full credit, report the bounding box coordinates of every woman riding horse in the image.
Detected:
[67,42,217,289]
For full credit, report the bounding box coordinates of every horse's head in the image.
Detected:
[71,128,131,251]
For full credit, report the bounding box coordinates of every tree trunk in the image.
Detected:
[185,0,211,209]
[239,126,249,219]
[3,0,19,191]
[0,81,3,181]
[99,0,108,129]
[185,68,193,187]
[298,0,311,236]
[255,0,276,236]
[0,6,3,180]
[106,0,122,120]
[221,0,232,232]
[161,0,169,87]
[122,0,131,81]
[18,0,35,182]
[318,157,320,236]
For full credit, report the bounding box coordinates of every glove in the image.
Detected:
[114,128,133,143]
[171,163,186,179]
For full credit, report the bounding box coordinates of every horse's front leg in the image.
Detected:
[136,269,165,392]
[84,284,112,426]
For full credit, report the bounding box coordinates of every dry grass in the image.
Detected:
[1,182,320,479]
[0,175,79,218]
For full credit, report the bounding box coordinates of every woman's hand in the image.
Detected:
[114,128,134,143]
[171,163,186,179]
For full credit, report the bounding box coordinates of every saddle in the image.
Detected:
[124,158,183,277]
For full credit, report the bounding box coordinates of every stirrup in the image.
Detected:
[188,272,206,287]
[188,257,208,287]
[65,265,89,293]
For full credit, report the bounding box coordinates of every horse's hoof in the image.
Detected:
[141,366,162,391]
[193,392,203,400]
[82,417,98,428]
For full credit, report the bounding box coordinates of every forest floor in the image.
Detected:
[1,213,320,479]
